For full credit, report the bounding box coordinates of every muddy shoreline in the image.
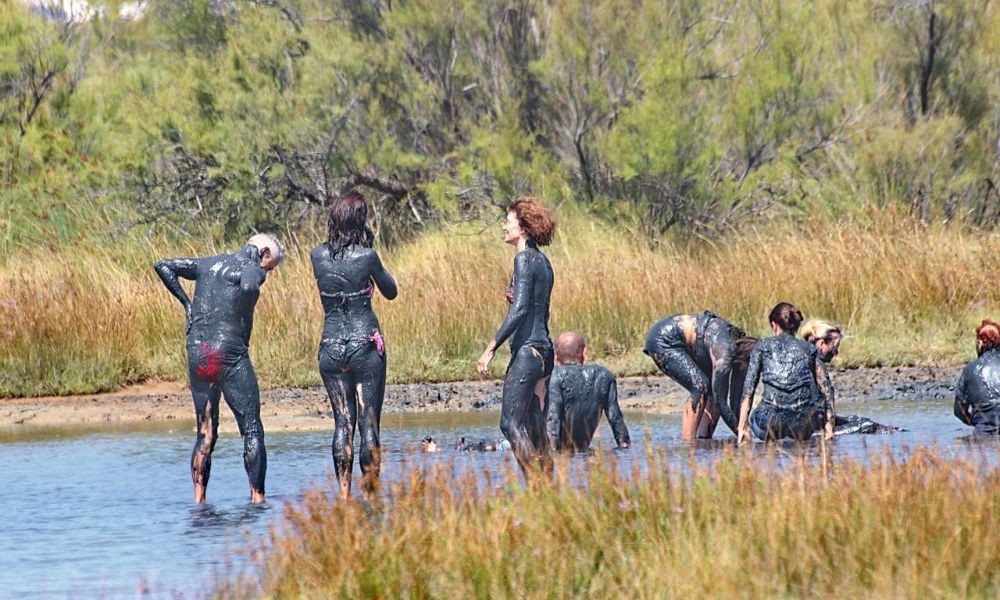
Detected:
[0,366,960,434]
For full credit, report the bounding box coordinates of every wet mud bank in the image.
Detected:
[0,366,961,433]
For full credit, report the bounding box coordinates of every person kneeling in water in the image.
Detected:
[800,320,901,435]
[545,332,630,452]
[954,319,1000,435]
[737,303,835,445]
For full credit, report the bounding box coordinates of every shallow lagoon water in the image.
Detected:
[1,398,997,598]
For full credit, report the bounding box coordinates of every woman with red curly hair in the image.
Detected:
[954,319,1000,434]
[477,197,556,474]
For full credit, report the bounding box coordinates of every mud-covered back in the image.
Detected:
[958,349,1000,413]
[756,334,816,392]
[311,243,383,340]
[186,247,266,348]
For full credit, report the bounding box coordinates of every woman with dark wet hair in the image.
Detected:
[737,302,835,444]
[643,312,758,440]
[312,190,398,499]
[476,196,556,475]
[954,319,1000,435]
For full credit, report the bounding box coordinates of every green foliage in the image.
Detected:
[3,0,1000,248]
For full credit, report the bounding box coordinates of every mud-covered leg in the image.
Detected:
[651,349,710,441]
[529,374,553,474]
[321,355,357,500]
[189,376,221,504]
[221,357,266,503]
[500,348,547,475]
[356,348,386,497]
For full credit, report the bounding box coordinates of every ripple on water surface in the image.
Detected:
[0,399,996,598]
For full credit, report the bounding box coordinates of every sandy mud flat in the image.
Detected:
[0,366,960,433]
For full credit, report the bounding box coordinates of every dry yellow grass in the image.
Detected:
[224,446,1000,598]
[2,210,999,396]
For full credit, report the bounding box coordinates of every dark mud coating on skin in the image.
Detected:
[643,312,748,434]
[546,363,630,451]
[154,245,269,496]
[954,347,1000,435]
[495,241,554,471]
[815,348,903,436]
[742,332,833,441]
[311,241,397,493]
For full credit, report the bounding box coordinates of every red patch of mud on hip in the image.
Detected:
[194,344,223,382]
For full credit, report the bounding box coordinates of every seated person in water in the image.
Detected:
[643,312,758,440]
[545,332,630,452]
[455,437,507,452]
[954,319,1000,435]
[800,320,901,435]
[737,303,835,444]
[154,234,284,504]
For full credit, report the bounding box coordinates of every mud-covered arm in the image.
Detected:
[710,351,734,429]
[545,373,564,450]
[604,378,630,448]
[954,371,973,425]
[815,356,835,439]
[492,253,532,348]
[239,265,267,345]
[371,251,398,300]
[737,344,763,444]
[154,258,199,309]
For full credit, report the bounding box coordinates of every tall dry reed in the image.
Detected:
[227,447,1000,598]
[3,211,999,396]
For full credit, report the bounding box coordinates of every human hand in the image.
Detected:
[736,425,750,447]
[476,347,495,378]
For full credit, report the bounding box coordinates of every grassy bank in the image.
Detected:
[227,447,1000,598]
[2,211,999,397]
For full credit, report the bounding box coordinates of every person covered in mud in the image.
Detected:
[737,303,835,445]
[476,196,556,475]
[312,190,398,499]
[643,312,758,441]
[954,319,1000,435]
[801,319,900,435]
[545,331,630,452]
[455,437,506,452]
[154,233,284,504]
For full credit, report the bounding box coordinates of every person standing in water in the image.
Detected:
[545,332,630,452]
[737,302,835,444]
[312,190,398,499]
[954,319,1000,435]
[643,312,758,440]
[476,196,556,475]
[154,233,284,504]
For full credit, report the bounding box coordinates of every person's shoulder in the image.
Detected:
[310,243,328,258]
[756,336,777,350]
[585,363,615,379]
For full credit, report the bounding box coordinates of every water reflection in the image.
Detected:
[0,398,997,598]
[188,502,273,531]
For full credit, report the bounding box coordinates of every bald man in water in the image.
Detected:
[545,332,630,452]
[154,233,284,504]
